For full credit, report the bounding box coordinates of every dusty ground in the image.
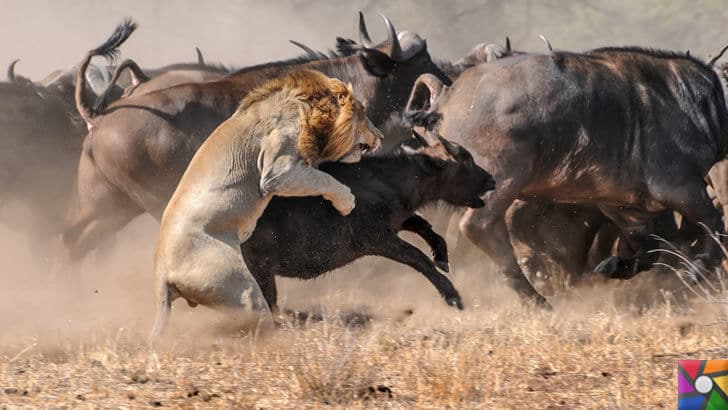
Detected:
[0,218,726,409]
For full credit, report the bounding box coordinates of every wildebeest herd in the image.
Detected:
[4,14,728,339]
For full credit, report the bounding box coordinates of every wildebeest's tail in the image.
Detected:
[92,58,149,113]
[75,18,137,128]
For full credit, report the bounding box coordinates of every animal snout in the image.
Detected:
[481,172,496,194]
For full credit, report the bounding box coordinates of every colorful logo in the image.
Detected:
[678,360,728,409]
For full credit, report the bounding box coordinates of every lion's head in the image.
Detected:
[240,69,383,165]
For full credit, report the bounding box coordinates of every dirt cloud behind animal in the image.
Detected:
[0,3,727,406]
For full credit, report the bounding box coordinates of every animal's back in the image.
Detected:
[440,49,727,202]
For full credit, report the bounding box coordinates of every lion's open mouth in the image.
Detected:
[359,140,381,155]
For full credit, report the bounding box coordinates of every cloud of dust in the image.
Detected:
[0,0,718,347]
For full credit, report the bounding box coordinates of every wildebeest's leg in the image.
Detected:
[593,206,660,279]
[248,269,278,314]
[708,160,728,230]
[373,237,463,309]
[458,174,549,307]
[652,179,724,269]
[401,214,450,272]
[57,151,143,267]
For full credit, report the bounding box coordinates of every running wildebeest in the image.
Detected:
[241,130,494,312]
[59,14,451,266]
[0,80,84,236]
[404,46,728,306]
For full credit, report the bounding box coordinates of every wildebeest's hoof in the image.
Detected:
[446,297,464,310]
[435,260,450,273]
[532,294,552,311]
[594,256,620,276]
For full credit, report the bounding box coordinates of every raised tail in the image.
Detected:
[92,58,149,112]
[75,18,137,128]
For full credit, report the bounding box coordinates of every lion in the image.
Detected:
[150,69,383,338]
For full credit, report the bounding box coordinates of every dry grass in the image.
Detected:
[1,296,726,408]
[1,223,727,408]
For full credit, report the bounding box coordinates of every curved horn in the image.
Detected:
[358,12,373,48]
[381,14,404,61]
[539,34,553,51]
[708,43,728,67]
[505,37,511,53]
[7,59,19,82]
[196,47,205,65]
[289,40,321,58]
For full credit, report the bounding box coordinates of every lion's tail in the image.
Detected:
[149,277,172,343]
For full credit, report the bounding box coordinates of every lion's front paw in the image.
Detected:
[332,190,356,216]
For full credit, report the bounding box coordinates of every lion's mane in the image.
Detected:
[237,69,363,164]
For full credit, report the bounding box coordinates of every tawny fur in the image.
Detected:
[150,69,382,339]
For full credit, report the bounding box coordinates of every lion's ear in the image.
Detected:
[346,82,353,94]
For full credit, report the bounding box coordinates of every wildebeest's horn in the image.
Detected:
[381,14,404,61]
[411,129,430,146]
[7,59,19,82]
[708,43,728,67]
[196,47,205,65]
[358,12,373,48]
[289,40,320,58]
[505,37,511,53]
[539,34,553,52]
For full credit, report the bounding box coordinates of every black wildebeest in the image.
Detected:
[241,130,495,311]
[405,47,728,306]
[59,15,451,265]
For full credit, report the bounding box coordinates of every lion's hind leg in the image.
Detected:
[160,232,272,335]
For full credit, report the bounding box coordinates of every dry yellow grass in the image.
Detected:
[0,224,726,408]
[1,296,726,408]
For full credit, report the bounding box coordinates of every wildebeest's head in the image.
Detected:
[340,13,452,124]
[453,38,514,67]
[397,129,494,208]
[7,60,115,110]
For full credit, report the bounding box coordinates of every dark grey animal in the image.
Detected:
[0,80,84,236]
[405,47,728,306]
[241,131,494,311]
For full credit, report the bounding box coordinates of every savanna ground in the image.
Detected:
[3,2,728,407]
[0,213,726,409]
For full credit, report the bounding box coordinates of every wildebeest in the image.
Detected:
[59,14,451,265]
[0,80,84,236]
[241,130,494,312]
[405,47,728,305]
[91,51,231,112]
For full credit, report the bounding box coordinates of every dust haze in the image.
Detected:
[0,2,726,406]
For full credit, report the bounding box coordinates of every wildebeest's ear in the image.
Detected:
[403,74,445,129]
[358,48,397,77]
